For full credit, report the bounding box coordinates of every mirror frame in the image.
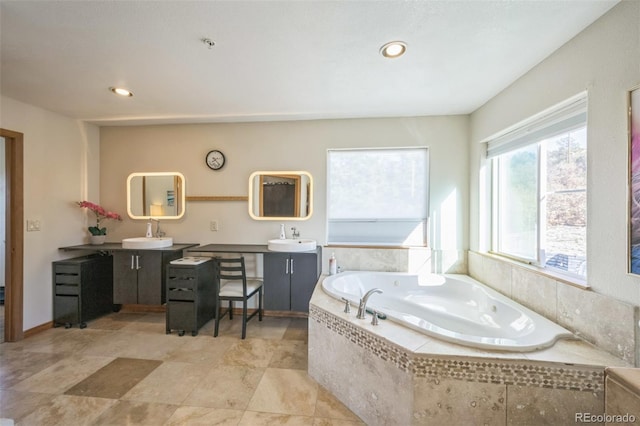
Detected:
[126,172,186,220]
[248,171,313,221]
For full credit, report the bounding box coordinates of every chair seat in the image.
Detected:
[219,279,263,297]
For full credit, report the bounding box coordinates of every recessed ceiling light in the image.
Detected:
[380,41,407,58]
[109,87,133,97]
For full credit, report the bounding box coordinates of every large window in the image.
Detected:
[488,94,587,279]
[327,147,429,246]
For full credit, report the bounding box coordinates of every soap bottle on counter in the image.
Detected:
[329,253,337,275]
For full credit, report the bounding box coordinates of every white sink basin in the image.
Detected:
[268,238,317,252]
[122,237,173,249]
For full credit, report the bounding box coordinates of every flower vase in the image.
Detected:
[90,235,106,245]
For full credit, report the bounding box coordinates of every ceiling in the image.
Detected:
[0,0,619,126]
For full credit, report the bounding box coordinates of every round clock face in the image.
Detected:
[206,150,225,170]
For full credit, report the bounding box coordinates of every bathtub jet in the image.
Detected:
[321,271,574,352]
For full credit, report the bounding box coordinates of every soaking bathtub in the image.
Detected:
[321,271,574,351]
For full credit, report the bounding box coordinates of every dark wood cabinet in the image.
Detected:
[165,259,215,336]
[113,249,182,305]
[52,255,113,328]
[263,247,321,313]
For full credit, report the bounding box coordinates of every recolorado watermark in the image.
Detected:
[576,413,636,423]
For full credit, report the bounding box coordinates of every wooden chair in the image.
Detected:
[214,257,263,339]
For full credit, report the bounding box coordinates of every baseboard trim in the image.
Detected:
[24,321,53,338]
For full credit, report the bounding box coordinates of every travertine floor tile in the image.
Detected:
[283,319,309,341]
[312,418,367,426]
[163,334,235,365]
[65,357,161,399]
[185,364,265,410]
[0,350,64,389]
[222,338,277,368]
[165,406,244,426]
[11,355,114,394]
[247,368,318,416]
[80,330,185,359]
[239,410,315,425]
[90,400,178,425]
[18,394,116,426]
[0,390,57,423]
[269,339,308,370]
[122,361,207,405]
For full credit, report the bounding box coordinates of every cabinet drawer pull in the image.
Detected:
[136,255,140,270]
[290,259,294,274]
[285,259,289,274]
[131,255,135,270]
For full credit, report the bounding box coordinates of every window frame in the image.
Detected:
[326,146,429,247]
[487,94,588,279]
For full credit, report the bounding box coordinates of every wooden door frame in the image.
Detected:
[1,128,24,342]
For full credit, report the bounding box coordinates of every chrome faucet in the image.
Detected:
[291,227,300,239]
[356,288,383,319]
[151,218,165,237]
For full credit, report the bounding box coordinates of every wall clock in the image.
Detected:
[205,150,226,170]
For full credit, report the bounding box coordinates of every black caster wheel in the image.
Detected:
[80,322,87,329]
[112,304,122,312]
[178,330,185,336]
[191,331,197,337]
[64,323,71,329]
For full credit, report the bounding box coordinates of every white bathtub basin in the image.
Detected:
[122,237,173,249]
[321,271,574,352]
[268,238,317,252]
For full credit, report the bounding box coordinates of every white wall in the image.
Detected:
[0,95,101,330]
[100,116,469,272]
[469,1,640,306]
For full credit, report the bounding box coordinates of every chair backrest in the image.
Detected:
[215,257,247,292]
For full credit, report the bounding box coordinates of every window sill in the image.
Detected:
[483,251,589,290]
[325,244,429,250]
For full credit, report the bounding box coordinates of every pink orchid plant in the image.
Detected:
[77,201,122,235]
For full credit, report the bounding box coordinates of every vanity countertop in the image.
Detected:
[188,243,270,254]
[59,243,199,251]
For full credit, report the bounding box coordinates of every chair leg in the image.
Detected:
[229,300,233,320]
[214,296,220,337]
[241,299,248,339]
[258,287,263,321]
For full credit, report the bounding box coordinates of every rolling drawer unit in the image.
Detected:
[52,255,113,328]
[165,257,215,336]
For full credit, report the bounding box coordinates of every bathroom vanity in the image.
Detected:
[59,243,198,307]
[188,244,322,314]
[263,251,321,312]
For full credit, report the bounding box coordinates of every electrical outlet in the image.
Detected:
[26,219,41,231]
[210,220,218,231]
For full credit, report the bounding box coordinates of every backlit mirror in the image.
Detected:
[248,171,313,221]
[127,172,186,219]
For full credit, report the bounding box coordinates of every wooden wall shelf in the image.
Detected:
[186,196,248,202]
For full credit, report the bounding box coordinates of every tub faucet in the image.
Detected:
[357,288,383,319]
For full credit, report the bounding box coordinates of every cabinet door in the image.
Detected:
[113,251,138,304]
[137,251,163,305]
[290,253,319,312]
[263,252,291,311]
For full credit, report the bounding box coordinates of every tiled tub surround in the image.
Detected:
[468,251,640,366]
[308,279,630,426]
[321,246,467,276]
[605,367,640,421]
